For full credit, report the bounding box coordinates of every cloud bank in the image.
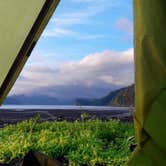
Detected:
[9,48,134,99]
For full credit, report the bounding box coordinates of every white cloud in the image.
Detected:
[42,0,118,39]
[9,49,134,98]
[43,27,106,40]
[43,27,75,37]
[70,0,117,6]
[115,18,133,40]
[71,0,99,2]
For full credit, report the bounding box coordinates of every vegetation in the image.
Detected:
[75,84,134,107]
[109,85,134,107]
[0,118,135,166]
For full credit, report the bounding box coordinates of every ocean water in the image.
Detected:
[0,105,131,112]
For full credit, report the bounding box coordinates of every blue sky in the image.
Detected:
[10,0,134,100]
[33,0,133,62]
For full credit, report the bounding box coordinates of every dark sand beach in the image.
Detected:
[0,107,133,128]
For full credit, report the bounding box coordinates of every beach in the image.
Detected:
[0,106,133,128]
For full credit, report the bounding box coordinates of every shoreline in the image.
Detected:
[0,108,133,128]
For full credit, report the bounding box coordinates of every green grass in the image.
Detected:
[0,118,135,166]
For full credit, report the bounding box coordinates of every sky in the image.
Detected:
[9,0,134,100]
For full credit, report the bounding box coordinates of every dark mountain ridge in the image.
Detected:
[4,85,134,106]
[75,84,134,107]
[4,95,59,105]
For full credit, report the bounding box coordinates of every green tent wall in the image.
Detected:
[128,0,166,165]
[0,0,59,104]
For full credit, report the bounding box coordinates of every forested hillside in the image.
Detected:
[75,84,134,107]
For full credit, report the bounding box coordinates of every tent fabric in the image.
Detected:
[0,0,59,104]
[128,0,166,165]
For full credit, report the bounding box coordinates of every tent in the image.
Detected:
[0,0,165,165]
[128,0,166,165]
[0,0,59,104]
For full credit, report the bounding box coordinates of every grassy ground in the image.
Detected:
[0,117,135,166]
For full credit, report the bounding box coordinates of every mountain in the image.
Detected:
[4,95,60,105]
[75,84,134,107]
[4,85,134,106]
